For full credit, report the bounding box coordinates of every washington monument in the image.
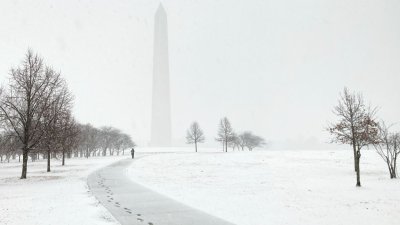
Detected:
[150,3,172,147]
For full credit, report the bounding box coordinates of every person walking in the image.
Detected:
[131,148,135,159]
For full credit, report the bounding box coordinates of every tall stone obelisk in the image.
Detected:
[150,3,172,146]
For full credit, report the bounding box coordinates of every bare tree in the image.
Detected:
[186,122,205,152]
[41,77,73,172]
[75,124,133,157]
[121,134,135,155]
[0,50,66,179]
[372,122,400,179]
[99,126,115,156]
[58,111,78,166]
[112,129,123,156]
[109,128,122,156]
[216,117,234,152]
[229,133,241,151]
[239,131,265,151]
[328,88,379,187]
[0,132,21,163]
[79,124,100,158]
[112,130,135,156]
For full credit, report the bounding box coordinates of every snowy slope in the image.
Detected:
[0,156,125,225]
[127,149,400,225]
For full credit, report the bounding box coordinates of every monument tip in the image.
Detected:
[157,2,166,14]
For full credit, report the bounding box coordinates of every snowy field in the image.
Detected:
[127,148,400,225]
[0,156,125,225]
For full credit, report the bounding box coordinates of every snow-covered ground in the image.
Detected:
[127,149,400,225]
[0,156,125,225]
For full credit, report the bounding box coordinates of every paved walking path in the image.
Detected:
[87,157,235,225]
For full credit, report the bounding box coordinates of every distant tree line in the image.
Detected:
[328,87,400,187]
[186,117,265,152]
[0,50,135,179]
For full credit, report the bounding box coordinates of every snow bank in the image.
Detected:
[0,156,126,225]
[127,149,400,225]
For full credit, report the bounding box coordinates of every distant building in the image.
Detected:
[150,4,172,147]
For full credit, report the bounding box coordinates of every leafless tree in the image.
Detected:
[58,111,78,166]
[109,128,123,156]
[372,122,400,179]
[40,77,73,172]
[328,87,379,187]
[186,121,205,152]
[111,129,123,155]
[229,133,241,151]
[121,133,135,155]
[99,126,112,156]
[79,124,100,158]
[239,131,265,151]
[0,50,67,179]
[216,117,235,152]
[0,132,21,163]
[75,124,133,157]
[111,130,135,156]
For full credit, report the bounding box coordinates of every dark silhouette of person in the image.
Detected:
[131,148,135,159]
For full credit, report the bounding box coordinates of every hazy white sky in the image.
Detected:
[1,0,400,148]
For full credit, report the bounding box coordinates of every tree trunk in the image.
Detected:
[195,141,198,153]
[352,144,357,172]
[47,149,51,172]
[388,164,396,179]
[355,149,361,187]
[18,154,21,162]
[62,150,65,166]
[393,156,397,178]
[351,126,357,172]
[21,149,28,179]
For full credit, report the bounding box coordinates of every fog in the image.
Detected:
[1,0,399,148]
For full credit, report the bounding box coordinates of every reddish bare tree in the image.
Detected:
[328,88,379,187]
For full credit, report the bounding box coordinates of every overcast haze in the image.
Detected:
[1,0,400,148]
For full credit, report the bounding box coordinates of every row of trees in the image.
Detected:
[76,124,135,158]
[328,87,399,187]
[186,117,265,152]
[0,124,134,162]
[0,50,134,179]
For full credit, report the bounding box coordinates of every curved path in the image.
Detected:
[87,157,235,225]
